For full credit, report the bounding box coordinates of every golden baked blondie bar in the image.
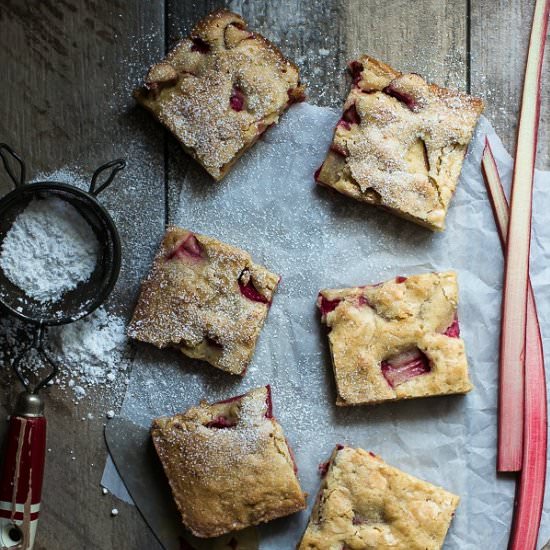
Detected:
[135,9,305,180]
[315,55,483,231]
[298,445,459,549]
[151,386,306,537]
[317,272,472,405]
[128,227,279,375]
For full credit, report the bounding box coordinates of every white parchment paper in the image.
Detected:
[103,104,550,549]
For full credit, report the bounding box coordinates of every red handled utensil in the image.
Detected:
[0,144,124,549]
[0,358,48,549]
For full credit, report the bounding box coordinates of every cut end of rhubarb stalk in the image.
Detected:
[381,348,431,389]
[481,141,510,248]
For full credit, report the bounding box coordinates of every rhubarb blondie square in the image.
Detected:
[128,227,279,375]
[316,55,484,231]
[134,9,305,180]
[298,446,459,550]
[151,386,306,537]
[317,272,472,406]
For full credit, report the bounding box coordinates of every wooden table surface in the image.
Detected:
[0,1,548,548]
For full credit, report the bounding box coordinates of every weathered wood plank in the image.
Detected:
[471,0,549,168]
[0,1,545,548]
[0,0,165,548]
[343,0,469,90]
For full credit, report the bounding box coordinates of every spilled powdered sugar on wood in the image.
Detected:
[0,305,129,405]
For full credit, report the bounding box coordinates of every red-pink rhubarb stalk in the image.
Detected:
[482,142,547,550]
[496,0,549,473]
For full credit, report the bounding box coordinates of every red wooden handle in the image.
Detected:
[0,414,46,550]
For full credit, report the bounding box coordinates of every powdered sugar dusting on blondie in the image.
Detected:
[319,57,483,230]
[154,388,273,474]
[134,10,303,179]
[128,228,279,375]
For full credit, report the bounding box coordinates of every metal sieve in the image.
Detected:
[0,144,123,328]
[0,143,125,550]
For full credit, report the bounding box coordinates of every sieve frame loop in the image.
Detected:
[89,159,126,196]
[12,324,58,394]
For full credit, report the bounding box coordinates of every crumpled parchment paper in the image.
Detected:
[102,103,550,549]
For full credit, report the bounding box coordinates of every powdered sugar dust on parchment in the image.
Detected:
[103,104,550,550]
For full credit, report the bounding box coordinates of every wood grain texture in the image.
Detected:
[343,0,469,90]
[0,0,548,548]
[471,0,550,168]
[0,0,165,548]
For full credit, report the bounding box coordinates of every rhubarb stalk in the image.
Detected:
[497,0,550,472]
[482,142,547,550]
